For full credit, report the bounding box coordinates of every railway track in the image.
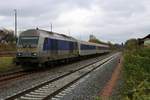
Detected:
[0,71,26,82]
[6,53,118,100]
[0,69,35,85]
[0,69,24,82]
[0,67,50,85]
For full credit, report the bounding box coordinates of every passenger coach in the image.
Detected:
[78,41,110,56]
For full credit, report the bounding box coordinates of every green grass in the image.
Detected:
[0,57,15,72]
[121,48,150,100]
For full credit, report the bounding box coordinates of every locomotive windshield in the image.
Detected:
[18,36,39,47]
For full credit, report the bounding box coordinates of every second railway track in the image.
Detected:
[0,69,26,83]
[6,53,119,100]
[0,68,38,84]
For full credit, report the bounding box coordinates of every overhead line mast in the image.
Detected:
[14,9,17,42]
[50,23,52,32]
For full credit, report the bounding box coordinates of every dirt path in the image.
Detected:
[99,55,123,99]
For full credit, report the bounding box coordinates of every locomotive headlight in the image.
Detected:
[32,52,37,56]
[17,52,22,56]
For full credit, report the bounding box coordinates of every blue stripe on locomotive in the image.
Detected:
[43,38,52,50]
[58,40,69,50]
[80,44,96,50]
[43,38,76,51]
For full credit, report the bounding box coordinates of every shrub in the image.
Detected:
[121,48,150,99]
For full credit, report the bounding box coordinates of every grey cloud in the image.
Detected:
[99,0,146,15]
[0,0,150,43]
[0,0,94,17]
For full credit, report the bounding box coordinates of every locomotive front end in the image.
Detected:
[16,30,40,64]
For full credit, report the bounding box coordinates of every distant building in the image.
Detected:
[138,34,150,47]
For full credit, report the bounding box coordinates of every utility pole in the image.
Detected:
[50,23,52,32]
[14,9,17,42]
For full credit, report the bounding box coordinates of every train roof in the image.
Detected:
[39,29,76,40]
[20,29,77,42]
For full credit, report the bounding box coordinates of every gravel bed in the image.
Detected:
[52,54,119,100]
[0,53,113,99]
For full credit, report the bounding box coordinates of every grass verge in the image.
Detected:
[0,57,16,72]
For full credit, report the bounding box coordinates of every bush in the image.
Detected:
[121,48,150,99]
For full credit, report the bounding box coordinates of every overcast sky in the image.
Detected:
[0,0,150,43]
